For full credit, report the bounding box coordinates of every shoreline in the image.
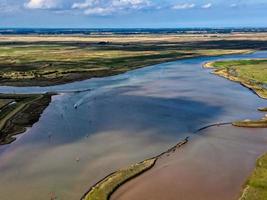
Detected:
[81,138,189,200]
[203,60,267,128]
[0,50,253,88]
[80,119,264,200]
[0,54,196,87]
[203,61,267,100]
[239,153,267,200]
[82,56,267,200]
[0,93,53,145]
[111,125,267,200]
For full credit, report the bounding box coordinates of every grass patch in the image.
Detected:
[82,159,156,200]
[204,59,267,99]
[233,117,267,128]
[240,154,267,200]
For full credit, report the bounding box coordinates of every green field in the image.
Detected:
[0,34,255,86]
[240,154,267,200]
[0,44,190,86]
[205,59,267,127]
[207,59,267,99]
[211,59,267,84]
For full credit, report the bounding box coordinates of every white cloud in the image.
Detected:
[72,0,151,15]
[230,3,237,8]
[25,0,60,9]
[84,7,113,15]
[72,0,94,9]
[172,3,195,10]
[201,3,212,9]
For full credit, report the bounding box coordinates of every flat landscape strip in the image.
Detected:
[239,154,267,200]
[0,35,255,87]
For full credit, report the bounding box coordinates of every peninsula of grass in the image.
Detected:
[82,159,156,200]
[0,34,259,87]
[233,116,267,128]
[204,59,267,99]
[239,153,267,200]
[0,93,52,145]
[204,59,267,127]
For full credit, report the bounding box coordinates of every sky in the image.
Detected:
[0,0,267,28]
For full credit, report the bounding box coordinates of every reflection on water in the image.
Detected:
[0,51,267,200]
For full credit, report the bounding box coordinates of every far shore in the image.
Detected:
[0,33,264,87]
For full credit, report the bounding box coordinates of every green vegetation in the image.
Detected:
[82,159,156,200]
[205,59,267,99]
[0,35,254,86]
[0,93,52,145]
[207,59,267,198]
[240,154,267,200]
[205,59,267,127]
[233,117,267,128]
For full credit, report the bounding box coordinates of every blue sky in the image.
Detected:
[0,0,267,28]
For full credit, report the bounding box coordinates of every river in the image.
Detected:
[0,51,266,200]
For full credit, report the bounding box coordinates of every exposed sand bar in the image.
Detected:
[112,125,267,200]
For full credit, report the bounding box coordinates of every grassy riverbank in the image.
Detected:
[204,59,267,99]
[233,117,267,128]
[240,154,267,200]
[204,59,267,128]
[1,33,266,86]
[0,93,52,145]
